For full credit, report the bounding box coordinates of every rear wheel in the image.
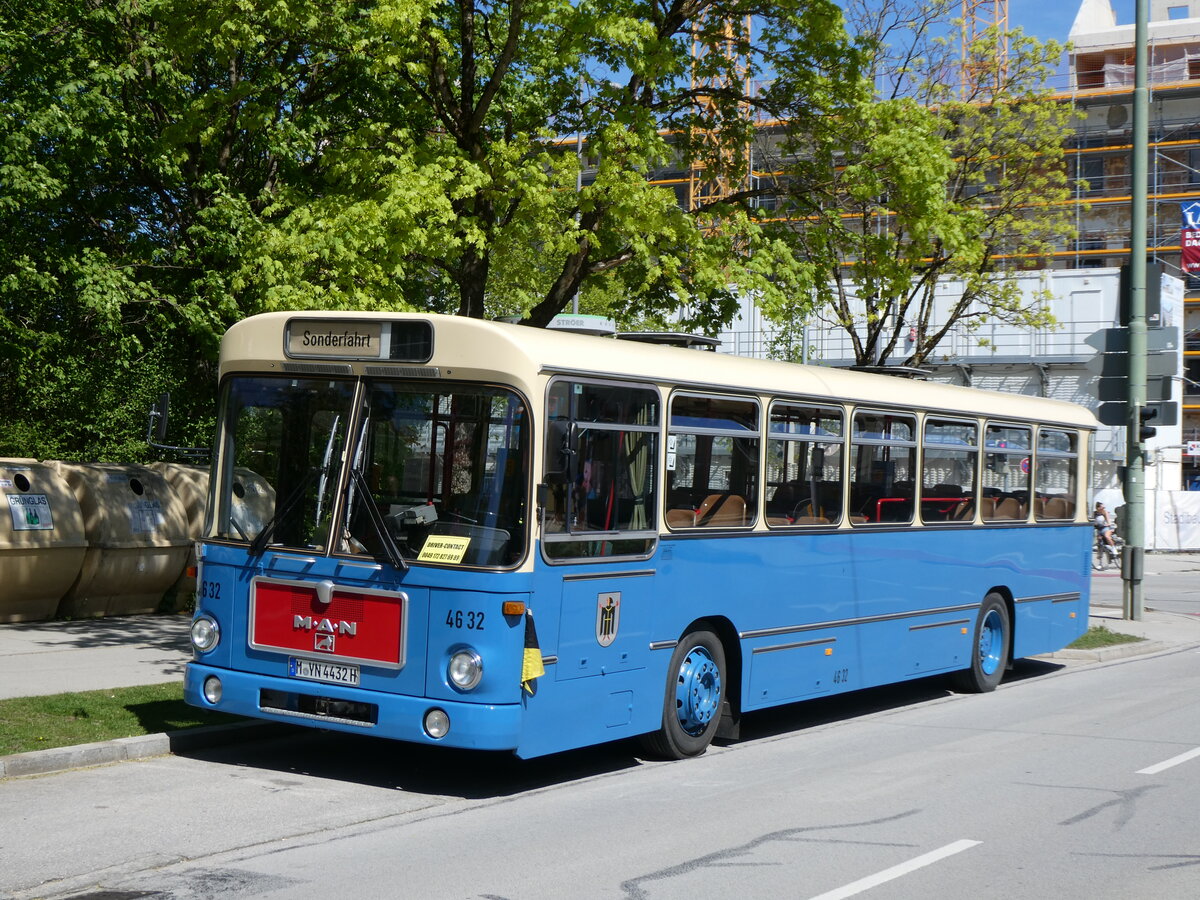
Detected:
[950,593,1010,693]
[639,628,726,760]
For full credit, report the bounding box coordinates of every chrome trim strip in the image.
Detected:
[258,706,375,728]
[562,569,656,582]
[752,637,838,655]
[739,603,980,640]
[909,618,970,632]
[649,640,678,651]
[1016,592,1082,604]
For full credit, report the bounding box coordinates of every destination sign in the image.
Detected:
[286,320,384,359]
[285,318,434,363]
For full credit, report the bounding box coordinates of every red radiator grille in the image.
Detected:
[250,579,406,669]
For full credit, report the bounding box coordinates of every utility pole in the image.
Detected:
[1124,0,1149,621]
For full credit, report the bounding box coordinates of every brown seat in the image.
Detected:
[993,497,1023,520]
[1042,496,1071,519]
[696,493,746,527]
[666,508,696,529]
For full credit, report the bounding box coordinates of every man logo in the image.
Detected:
[314,631,335,653]
[596,592,621,647]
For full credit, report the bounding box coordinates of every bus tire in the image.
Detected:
[950,593,1010,694]
[640,629,726,760]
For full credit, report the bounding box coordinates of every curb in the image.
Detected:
[0,721,292,780]
[1044,639,1170,662]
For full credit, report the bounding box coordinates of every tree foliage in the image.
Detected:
[757,0,1079,368]
[0,0,862,459]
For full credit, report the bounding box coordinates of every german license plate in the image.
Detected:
[289,657,360,686]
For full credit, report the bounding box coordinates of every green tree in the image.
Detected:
[757,0,1078,368]
[1,0,864,459]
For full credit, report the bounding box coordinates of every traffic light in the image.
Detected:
[1138,406,1158,442]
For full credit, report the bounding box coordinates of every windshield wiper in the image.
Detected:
[348,467,409,572]
[248,468,318,557]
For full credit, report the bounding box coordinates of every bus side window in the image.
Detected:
[921,418,978,524]
[850,410,917,525]
[667,393,759,529]
[765,401,843,527]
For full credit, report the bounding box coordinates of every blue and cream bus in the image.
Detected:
[185,312,1096,759]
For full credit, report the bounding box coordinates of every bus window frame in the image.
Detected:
[982,420,1034,523]
[1032,426,1079,522]
[919,415,980,527]
[540,375,661,564]
[848,407,919,527]
[764,399,845,528]
[665,390,761,531]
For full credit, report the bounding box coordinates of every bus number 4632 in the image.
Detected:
[446,610,484,630]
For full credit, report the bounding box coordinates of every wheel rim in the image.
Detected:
[675,645,722,736]
[978,608,1004,676]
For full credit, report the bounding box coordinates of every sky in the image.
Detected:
[1007,0,1083,44]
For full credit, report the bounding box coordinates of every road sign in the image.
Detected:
[1096,374,1174,402]
[1096,400,1179,428]
[1188,441,1200,457]
[1086,350,1179,378]
[1084,326,1179,354]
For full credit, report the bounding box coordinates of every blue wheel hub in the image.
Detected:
[675,645,721,736]
[978,609,1004,676]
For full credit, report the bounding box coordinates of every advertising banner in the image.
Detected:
[1150,491,1200,551]
[1182,202,1200,287]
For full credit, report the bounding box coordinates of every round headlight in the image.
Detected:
[203,675,223,704]
[424,708,450,739]
[191,615,220,652]
[448,649,484,690]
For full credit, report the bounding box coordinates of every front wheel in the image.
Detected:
[950,593,1010,693]
[639,628,726,760]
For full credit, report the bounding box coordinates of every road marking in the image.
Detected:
[806,839,982,900]
[1137,746,1200,775]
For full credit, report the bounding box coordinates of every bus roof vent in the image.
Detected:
[615,332,720,351]
[365,366,441,378]
[282,362,353,375]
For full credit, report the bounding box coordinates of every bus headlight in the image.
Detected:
[447,649,483,691]
[191,615,220,653]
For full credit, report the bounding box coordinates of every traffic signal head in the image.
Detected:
[1138,406,1158,442]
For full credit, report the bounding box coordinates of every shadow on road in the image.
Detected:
[178,659,1067,798]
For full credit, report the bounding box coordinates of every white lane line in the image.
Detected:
[1137,746,1200,775]
[806,839,982,900]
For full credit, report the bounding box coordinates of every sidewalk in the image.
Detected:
[0,614,192,701]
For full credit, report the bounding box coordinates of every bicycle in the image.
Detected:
[1092,528,1123,571]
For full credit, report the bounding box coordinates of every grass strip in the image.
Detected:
[1067,625,1145,650]
[0,682,243,757]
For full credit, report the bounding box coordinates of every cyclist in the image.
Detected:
[1094,502,1118,560]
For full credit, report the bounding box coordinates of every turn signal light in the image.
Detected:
[502,600,526,616]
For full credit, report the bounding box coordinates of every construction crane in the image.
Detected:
[961,0,1010,97]
[688,13,753,212]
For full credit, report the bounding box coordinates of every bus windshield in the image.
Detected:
[212,375,529,567]
[340,382,529,567]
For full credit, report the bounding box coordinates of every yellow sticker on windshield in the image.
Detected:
[417,535,471,564]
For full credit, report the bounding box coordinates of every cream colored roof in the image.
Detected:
[222,311,1099,430]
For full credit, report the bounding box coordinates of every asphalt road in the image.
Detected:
[1090,551,1200,616]
[4,643,1199,899]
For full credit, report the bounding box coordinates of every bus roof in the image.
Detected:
[221,311,1099,430]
